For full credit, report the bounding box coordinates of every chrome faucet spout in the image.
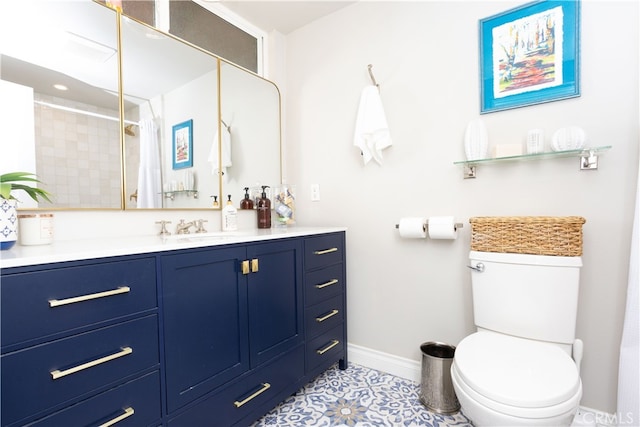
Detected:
[176,219,195,234]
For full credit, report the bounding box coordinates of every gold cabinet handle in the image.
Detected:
[317,340,340,355]
[50,347,133,380]
[98,407,135,427]
[49,286,130,308]
[242,260,250,275]
[314,247,338,255]
[315,279,338,289]
[251,258,259,273]
[233,382,271,408]
[316,309,339,323]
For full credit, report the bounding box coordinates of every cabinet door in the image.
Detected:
[246,239,303,367]
[161,247,249,413]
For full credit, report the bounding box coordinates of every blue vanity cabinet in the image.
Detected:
[162,238,304,426]
[0,256,161,427]
[1,229,345,427]
[303,232,348,376]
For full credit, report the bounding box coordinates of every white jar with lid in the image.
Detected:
[18,213,54,245]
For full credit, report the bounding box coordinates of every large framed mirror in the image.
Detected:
[0,1,122,209]
[1,0,282,211]
[120,15,221,209]
[122,15,282,210]
[218,61,282,206]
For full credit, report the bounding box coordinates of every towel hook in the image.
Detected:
[367,64,380,89]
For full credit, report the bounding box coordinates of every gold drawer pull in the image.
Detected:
[314,247,338,255]
[50,347,133,380]
[251,258,259,273]
[316,309,339,323]
[48,286,130,308]
[98,407,135,427]
[317,339,339,355]
[315,279,338,289]
[234,382,271,408]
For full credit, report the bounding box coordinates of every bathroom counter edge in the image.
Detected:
[0,226,347,269]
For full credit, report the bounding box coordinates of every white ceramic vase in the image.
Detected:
[0,199,18,250]
[464,119,489,161]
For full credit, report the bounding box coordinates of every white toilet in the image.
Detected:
[451,250,584,426]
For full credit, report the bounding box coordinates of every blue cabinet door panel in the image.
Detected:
[162,247,249,413]
[247,239,303,367]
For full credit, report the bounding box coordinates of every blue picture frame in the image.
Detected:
[172,119,193,170]
[479,0,580,114]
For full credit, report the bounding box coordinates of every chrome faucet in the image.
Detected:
[176,219,195,234]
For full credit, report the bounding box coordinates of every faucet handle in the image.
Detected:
[156,220,172,236]
[195,219,209,233]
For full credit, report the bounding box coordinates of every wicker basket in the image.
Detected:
[469,216,586,256]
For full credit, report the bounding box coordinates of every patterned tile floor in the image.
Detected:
[251,363,473,427]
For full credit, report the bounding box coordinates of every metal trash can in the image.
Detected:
[419,341,460,414]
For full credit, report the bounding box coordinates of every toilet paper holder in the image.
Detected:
[394,220,463,231]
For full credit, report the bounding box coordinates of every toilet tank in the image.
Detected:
[469,250,582,345]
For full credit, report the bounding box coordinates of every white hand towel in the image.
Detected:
[353,85,392,165]
[208,126,232,182]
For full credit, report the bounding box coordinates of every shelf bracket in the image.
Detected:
[580,150,598,170]
[463,165,476,179]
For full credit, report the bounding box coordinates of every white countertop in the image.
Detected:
[0,226,347,269]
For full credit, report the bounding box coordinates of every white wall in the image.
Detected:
[284,0,638,414]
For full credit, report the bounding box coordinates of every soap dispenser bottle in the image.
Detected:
[240,187,254,210]
[222,195,238,231]
[257,185,271,229]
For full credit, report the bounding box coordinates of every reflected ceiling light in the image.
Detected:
[53,84,68,91]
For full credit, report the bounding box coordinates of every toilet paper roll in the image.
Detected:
[427,216,458,240]
[398,217,427,239]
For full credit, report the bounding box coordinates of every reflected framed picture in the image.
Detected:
[172,119,193,169]
[479,0,580,114]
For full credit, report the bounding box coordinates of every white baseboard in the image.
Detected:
[348,343,617,427]
[348,342,421,383]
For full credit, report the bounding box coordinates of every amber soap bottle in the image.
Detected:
[257,185,271,229]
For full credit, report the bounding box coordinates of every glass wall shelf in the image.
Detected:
[454,145,611,178]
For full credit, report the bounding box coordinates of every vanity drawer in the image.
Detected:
[304,233,344,271]
[305,263,344,306]
[305,294,344,340]
[306,324,345,372]
[1,257,157,349]
[168,345,304,427]
[26,371,161,427]
[1,315,159,426]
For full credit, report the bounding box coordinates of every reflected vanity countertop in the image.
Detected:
[0,226,347,269]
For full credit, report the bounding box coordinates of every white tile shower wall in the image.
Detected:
[34,94,121,208]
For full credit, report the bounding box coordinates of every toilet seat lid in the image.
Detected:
[454,332,581,408]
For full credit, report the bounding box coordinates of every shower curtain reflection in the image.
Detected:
[136,119,162,208]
